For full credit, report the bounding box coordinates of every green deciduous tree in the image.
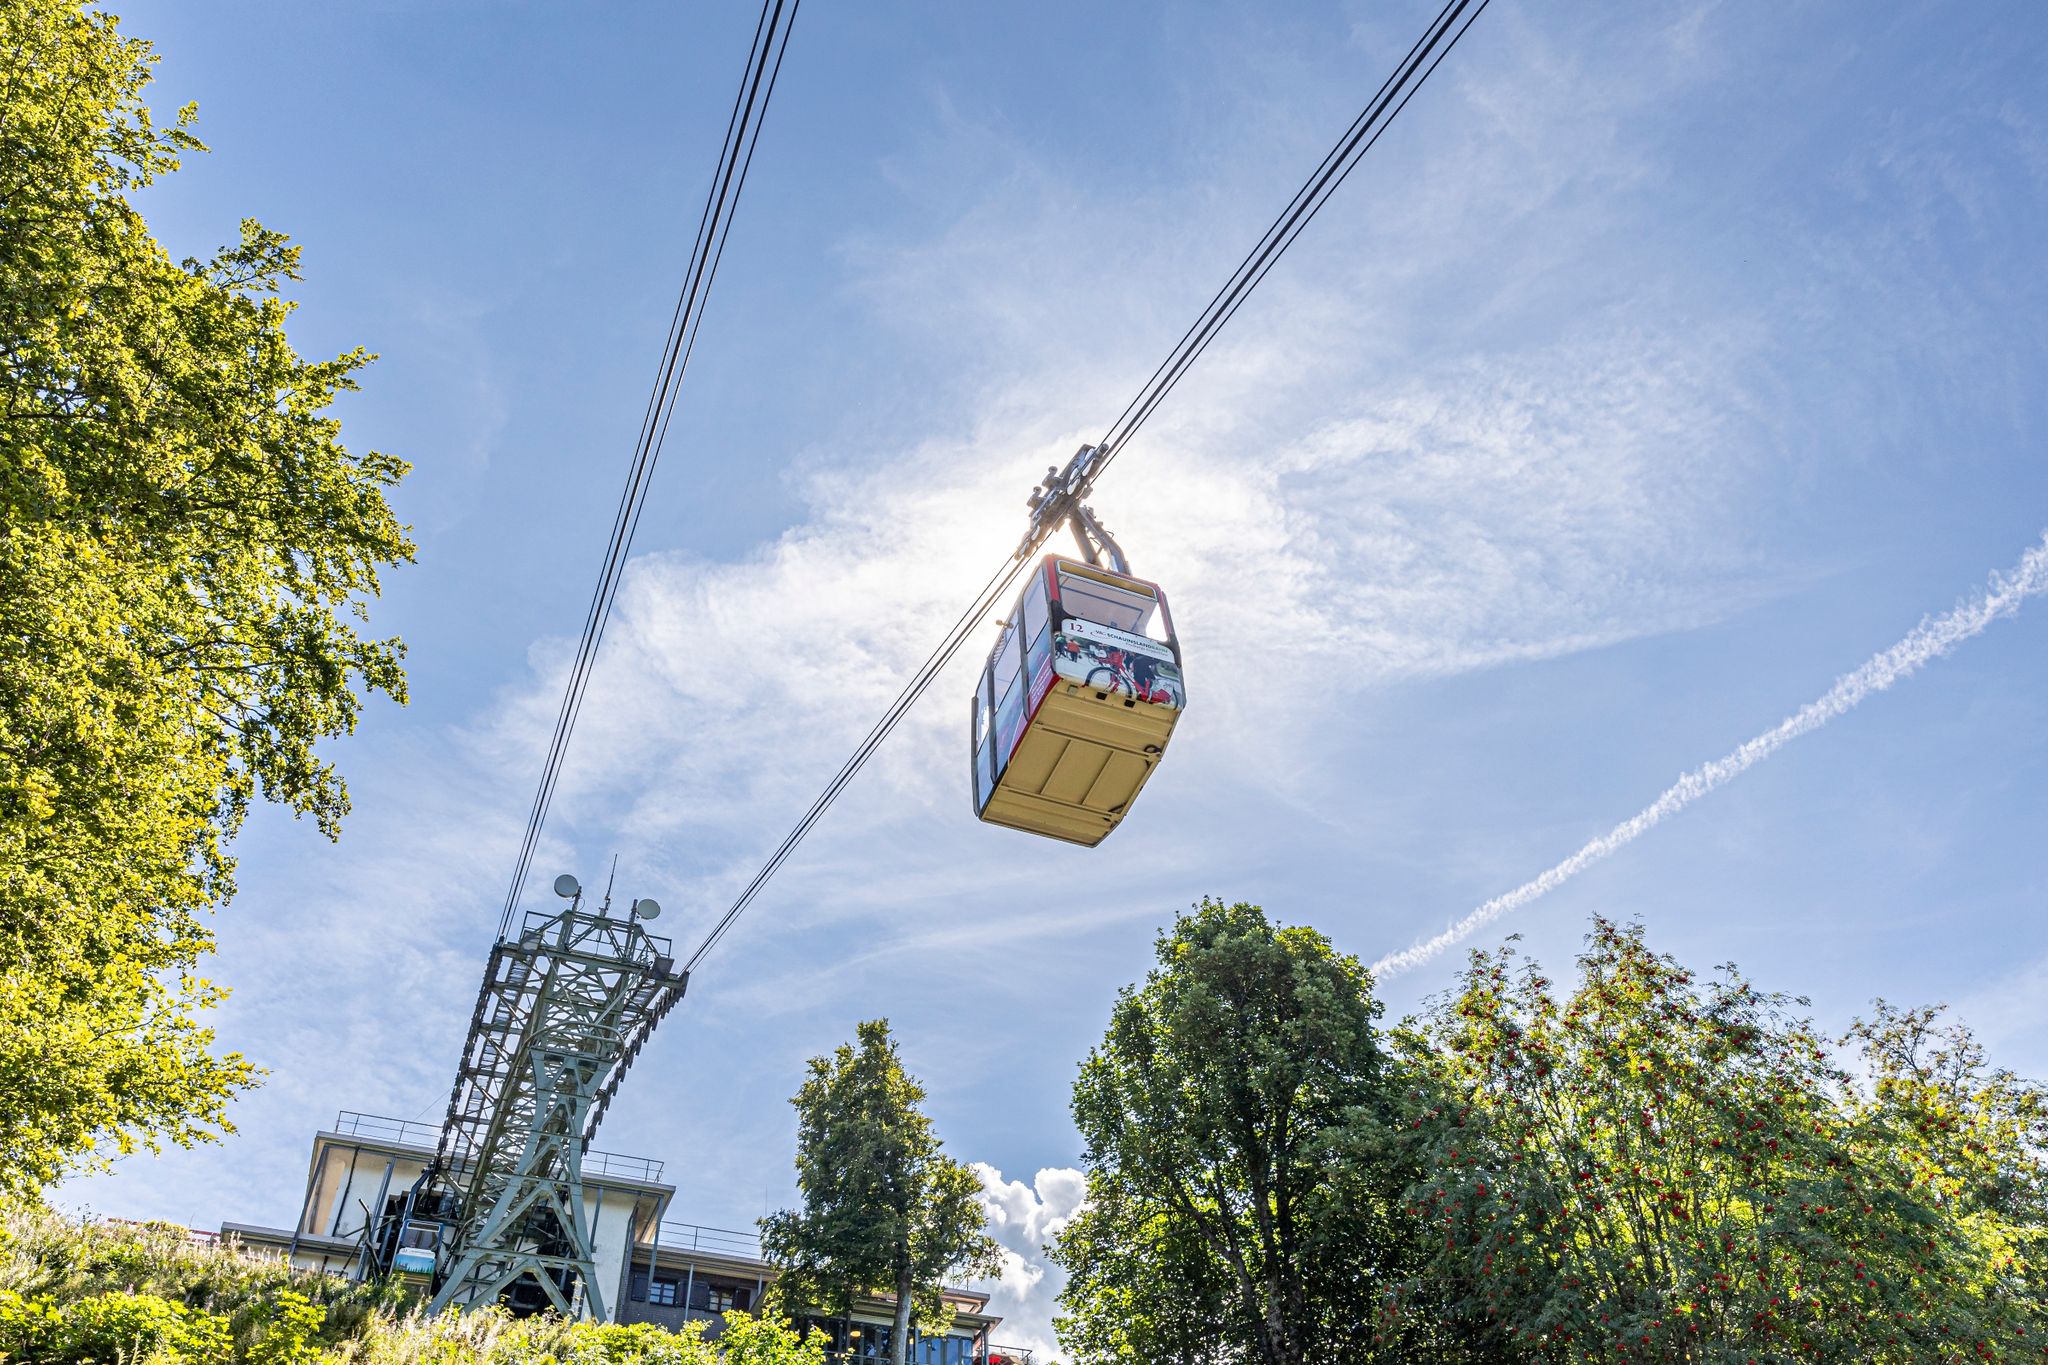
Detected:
[1397,919,2047,1361]
[1051,899,1467,1365]
[0,0,411,1200]
[760,1019,1001,1365]
[1844,999,2048,1329]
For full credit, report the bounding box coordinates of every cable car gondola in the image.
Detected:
[970,449,1184,845]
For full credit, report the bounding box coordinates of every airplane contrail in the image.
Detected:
[1372,529,2048,980]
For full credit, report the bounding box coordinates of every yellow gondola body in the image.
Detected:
[970,555,1184,845]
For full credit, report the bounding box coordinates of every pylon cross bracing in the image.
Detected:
[425,900,687,1318]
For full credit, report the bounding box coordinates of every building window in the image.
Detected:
[648,1277,679,1307]
[705,1284,753,1313]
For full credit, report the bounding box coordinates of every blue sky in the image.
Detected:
[71,0,2048,1347]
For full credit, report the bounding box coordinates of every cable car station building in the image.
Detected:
[219,1112,1023,1364]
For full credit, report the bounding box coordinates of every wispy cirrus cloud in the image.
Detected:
[1373,530,2048,979]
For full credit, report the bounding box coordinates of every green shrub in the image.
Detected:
[44,1289,234,1364]
[246,1292,325,1365]
[3,1211,410,1359]
[1,1213,826,1364]
[559,1318,714,1364]
[0,1288,63,1360]
[713,1313,825,1365]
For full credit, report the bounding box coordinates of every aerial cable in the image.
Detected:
[497,0,802,939]
[1092,0,1459,459]
[1092,0,1490,477]
[681,0,1489,971]
[684,552,1034,970]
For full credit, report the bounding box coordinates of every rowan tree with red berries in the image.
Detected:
[1843,1000,2048,1335]
[1390,919,2047,1362]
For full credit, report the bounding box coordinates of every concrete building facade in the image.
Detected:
[221,1112,1028,1365]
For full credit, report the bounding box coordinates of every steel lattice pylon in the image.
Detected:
[425,896,687,1318]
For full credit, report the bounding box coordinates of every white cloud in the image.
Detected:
[969,1164,1087,1356]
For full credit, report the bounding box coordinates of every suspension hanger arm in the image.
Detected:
[1068,504,1130,576]
[1017,443,1130,575]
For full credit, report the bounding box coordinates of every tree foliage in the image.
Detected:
[1844,999,2048,1331]
[1396,919,2048,1361]
[760,1019,1001,1365]
[0,0,411,1200]
[1051,899,1471,1365]
[1,1208,829,1363]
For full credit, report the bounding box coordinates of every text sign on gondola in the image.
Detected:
[1060,617,1175,661]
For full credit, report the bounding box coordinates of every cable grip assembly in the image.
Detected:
[1020,443,1128,575]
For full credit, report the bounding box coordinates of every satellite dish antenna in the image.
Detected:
[631,898,661,920]
[553,874,582,900]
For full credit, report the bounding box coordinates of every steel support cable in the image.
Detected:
[501,8,779,937]
[498,43,768,945]
[527,2,802,919]
[498,9,787,938]
[681,0,1488,972]
[1093,0,1488,475]
[611,11,801,647]
[1090,0,1465,462]
[683,551,1032,970]
[497,0,802,938]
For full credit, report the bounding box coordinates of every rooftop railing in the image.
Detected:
[655,1221,763,1258]
[332,1111,440,1149]
[582,1149,666,1183]
[331,1111,666,1183]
